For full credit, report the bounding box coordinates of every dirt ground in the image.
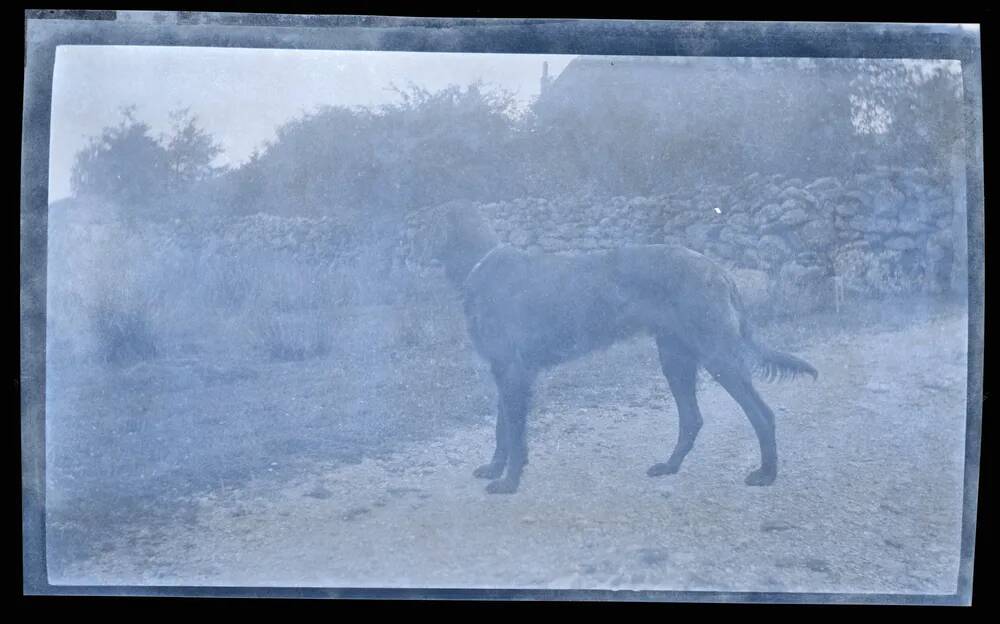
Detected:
[46,301,969,594]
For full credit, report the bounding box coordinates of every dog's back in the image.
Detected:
[462,247,629,366]
[462,244,738,367]
[462,242,816,380]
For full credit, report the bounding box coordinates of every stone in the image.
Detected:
[849,216,896,234]
[926,241,949,260]
[718,226,742,244]
[854,173,877,187]
[928,229,953,249]
[760,220,791,235]
[839,239,873,253]
[742,248,763,269]
[780,198,801,212]
[885,236,918,251]
[779,207,812,228]
[669,211,698,228]
[718,242,744,260]
[758,234,791,264]
[872,184,906,217]
[930,198,953,217]
[796,251,823,266]
[727,212,752,230]
[806,177,840,193]
[778,186,818,207]
[685,223,723,248]
[755,203,784,227]
[556,223,579,238]
[835,202,861,217]
[799,219,837,250]
[840,189,873,206]
[897,217,932,234]
[509,227,534,246]
[780,261,825,284]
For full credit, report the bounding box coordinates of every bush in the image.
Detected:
[833,247,912,297]
[248,311,334,362]
[239,254,343,361]
[200,254,259,312]
[88,285,161,366]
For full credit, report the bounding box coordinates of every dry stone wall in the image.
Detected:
[130,166,961,316]
[476,167,960,315]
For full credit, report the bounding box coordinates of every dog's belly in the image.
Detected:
[467,292,646,368]
[524,323,645,367]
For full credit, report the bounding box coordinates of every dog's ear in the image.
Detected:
[443,201,465,229]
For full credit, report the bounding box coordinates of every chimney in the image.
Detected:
[540,61,551,95]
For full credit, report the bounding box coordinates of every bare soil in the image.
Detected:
[46,300,969,594]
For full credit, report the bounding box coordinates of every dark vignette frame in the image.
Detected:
[19,11,984,604]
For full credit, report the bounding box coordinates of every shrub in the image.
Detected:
[248,310,334,362]
[88,284,161,366]
[833,247,912,297]
[200,254,259,312]
[240,254,342,361]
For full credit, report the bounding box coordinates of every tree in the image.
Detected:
[848,59,964,172]
[234,82,524,218]
[70,105,168,207]
[162,107,224,191]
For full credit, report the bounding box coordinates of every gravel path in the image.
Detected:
[50,311,968,594]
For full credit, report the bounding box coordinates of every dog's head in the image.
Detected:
[407,200,497,270]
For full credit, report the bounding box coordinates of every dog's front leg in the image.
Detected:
[485,363,533,494]
[473,391,508,479]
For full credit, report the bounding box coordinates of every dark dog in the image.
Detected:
[423,201,817,494]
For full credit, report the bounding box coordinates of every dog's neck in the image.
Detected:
[440,226,501,290]
[461,244,504,289]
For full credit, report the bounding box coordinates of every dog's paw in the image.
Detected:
[473,462,505,479]
[744,468,776,486]
[485,478,519,494]
[647,462,680,477]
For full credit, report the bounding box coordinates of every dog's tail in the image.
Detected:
[749,342,819,382]
[729,281,819,383]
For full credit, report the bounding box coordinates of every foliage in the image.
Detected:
[161,108,225,191]
[217,82,524,218]
[87,275,162,366]
[833,248,914,297]
[71,106,225,218]
[71,106,169,209]
[68,59,964,226]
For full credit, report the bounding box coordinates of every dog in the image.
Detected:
[418,201,817,494]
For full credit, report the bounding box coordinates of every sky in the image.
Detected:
[47,47,961,203]
[49,46,577,201]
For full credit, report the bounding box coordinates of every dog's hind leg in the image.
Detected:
[704,356,778,486]
[648,335,704,477]
[474,368,508,479]
[485,361,535,494]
